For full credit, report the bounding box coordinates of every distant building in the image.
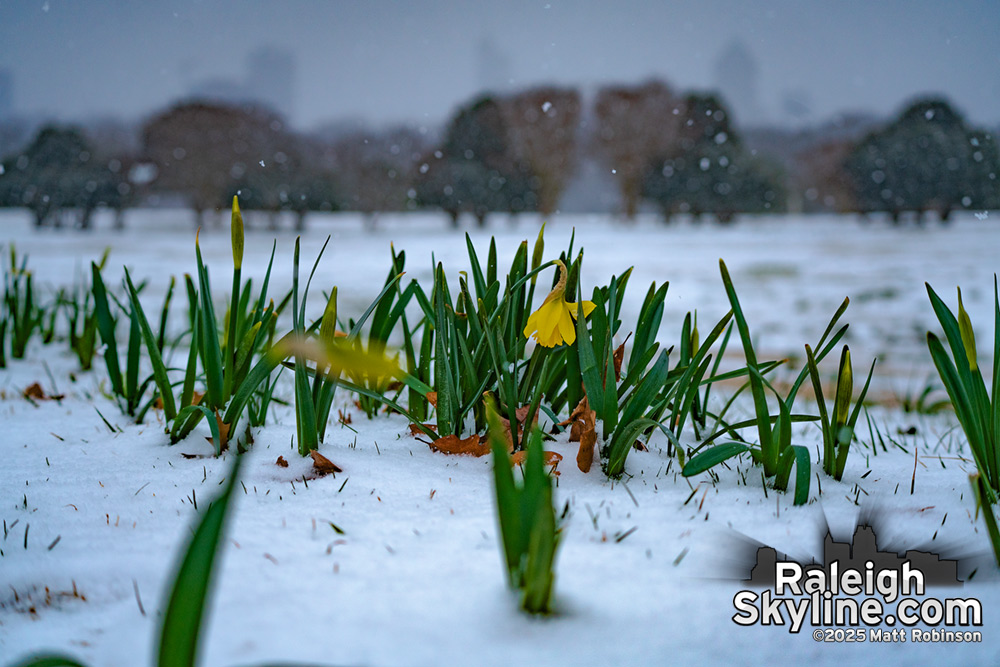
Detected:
[185,46,296,122]
[0,68,13,120]
[712,39,764,128]
[246,47,295,121]
[476,36,512,95]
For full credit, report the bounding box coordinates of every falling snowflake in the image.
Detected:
[259,160,265,167]
[975,211,989,221]
[542,101,552,113]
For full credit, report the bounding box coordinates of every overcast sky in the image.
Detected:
[1,0,998,130]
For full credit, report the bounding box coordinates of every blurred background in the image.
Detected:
[0,0,997,229]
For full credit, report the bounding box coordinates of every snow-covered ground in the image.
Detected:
[2,209,999,666]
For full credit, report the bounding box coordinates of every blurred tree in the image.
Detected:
[283,168,341,231]
[415,96,537,226]
[499,86,581,216]
[328,126,428,226]
[141,101,295,226]
[0,125,123,228]
[845,97,995,222]
[593,80,681,219]
[966,129,1000,212]
[791,138,858,213]
[642,93,786,222]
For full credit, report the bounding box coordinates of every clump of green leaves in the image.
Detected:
[120,197,281,452]
[91,260,167,421]
[926,279,1000,502]
[683,260,851,505]
[289,235,329,456]
[805,344,875,481]
[574,276,672,477]
[283,234,418,454]
[489,403,564,615]
[3,246,42,361]
[59,249,111,370]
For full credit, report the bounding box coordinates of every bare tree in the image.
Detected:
[141,101,292,226]
[593,80,681,218]
[328,126,428,226]
[792,138,858,213]
[499,86,581,216]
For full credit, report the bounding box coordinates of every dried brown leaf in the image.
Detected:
[577,423,597,473]
[511,449,563,476]
[275,456,289,468]
[427,433,491,457]
[613,341,626,382]
[156,390,203,412]
[205,410,231,451]
[23,382,63,401]
[494,404,539,450]
[309,450,343,475]
[23,383,46,400]
[567,396,596,443]
[409,423,438,436]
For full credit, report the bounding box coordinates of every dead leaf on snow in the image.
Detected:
[577,421,597,473]
[511,449,563,476]
[309,450,343,475]
[427,433,491,457]
[23,382,63,401]
[565,396,598,473]
[408,423,438,436]
[205,411,231,451]
[275,456,289,468]
[566,396,596,442]
[495,404,539,450]
[425,391,438,407]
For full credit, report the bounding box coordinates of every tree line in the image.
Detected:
[0,81,997,228]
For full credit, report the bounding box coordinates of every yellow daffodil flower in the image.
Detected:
[523,260,596,347]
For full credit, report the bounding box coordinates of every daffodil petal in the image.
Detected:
[567,300,597,320]
[556,307,577,345]
[524,269,594,347]
[525,299,566,347]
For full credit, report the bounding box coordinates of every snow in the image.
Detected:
[2,210,1000,666]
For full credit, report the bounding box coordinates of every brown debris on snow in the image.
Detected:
[409,423,438,436]
[511,449,563,476]
[564,396,598,473]
[22,382,64,402]
[427,433,491,457]
[309,451,343,475]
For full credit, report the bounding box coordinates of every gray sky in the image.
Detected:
[1,0,998,130]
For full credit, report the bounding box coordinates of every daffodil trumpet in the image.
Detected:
[523,260,596,347]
